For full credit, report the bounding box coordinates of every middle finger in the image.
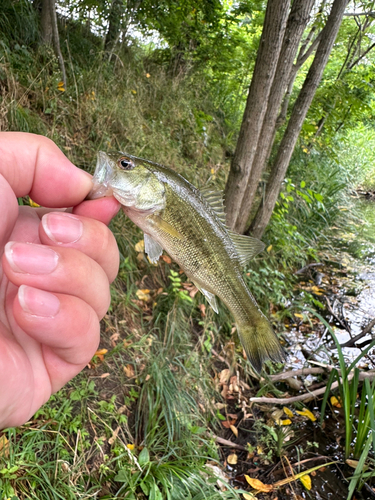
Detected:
[3,242,111,319]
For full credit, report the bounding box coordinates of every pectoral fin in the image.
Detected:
[147,214,182,239]
[144,233,163,263]
[193,281,218,313]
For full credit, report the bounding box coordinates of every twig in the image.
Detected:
[251,370,375,404]
[265,367,325,381]
[340,318,375,348]
[295,263,322,275]
[325,296,351,334]
[251,384,336,404]
[211,349,230,367]
[214,436,246,451]
[344,11,375,16]
[272,455,333,478]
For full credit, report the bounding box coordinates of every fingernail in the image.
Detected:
[42,213,83,244]
[5,242,59,274]
[18,285,60,317]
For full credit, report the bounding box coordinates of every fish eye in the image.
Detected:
[118,157,135,171]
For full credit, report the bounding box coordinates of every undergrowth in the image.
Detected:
[1,2,372,498]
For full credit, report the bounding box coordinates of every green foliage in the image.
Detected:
[336,124,375,190]
[168,270,193,304]
[312,310,375,461]
[255,421,294,460]
[0,0,39,46]
[115,452,239,500]
[347,434,375,500]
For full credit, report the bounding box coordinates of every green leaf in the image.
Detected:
[138,447,150,466]
[140,480,150,495]
[300,181,306,188]
[114,469,129,483]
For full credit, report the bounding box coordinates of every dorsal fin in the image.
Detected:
[199,187,226,224]
[227,231,265,266]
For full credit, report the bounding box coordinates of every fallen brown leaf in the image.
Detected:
[230,424,238,437]
[222,419,236,429]
[245,476,273,492]
[0,435,9,458]
[199,303,206,317]
[124,364,135,378]
[219,369,231,385]
[108,426,120,445]
[227,453,238,465]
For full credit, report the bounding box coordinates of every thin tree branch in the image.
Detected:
[295,262,323,274]
[296,31,322,68]
[349,41,375,69]
[214,436,246,450]
[340,318,375,348]
[251,370,375,404]
[344,11,375,16]
[266,367,325,381]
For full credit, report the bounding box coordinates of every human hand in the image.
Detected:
[0,132,120,429]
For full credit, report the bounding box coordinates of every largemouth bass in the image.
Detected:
[89,152,284,372]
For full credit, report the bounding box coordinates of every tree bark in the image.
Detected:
[40,0,53,44]
[249,0,350,239]
[235,0,315,234]
[224,0,291,231]
[40,0,66,86]
[104,0,125,55]
[277,29,322,127]
[49,0,66,86]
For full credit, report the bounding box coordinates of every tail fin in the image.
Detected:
[237,318,285,373]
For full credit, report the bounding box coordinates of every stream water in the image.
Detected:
[281,199,375,499]
[333,199,375,365]
[286,199,375,370]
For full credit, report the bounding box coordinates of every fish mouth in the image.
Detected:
[87,151,115,199]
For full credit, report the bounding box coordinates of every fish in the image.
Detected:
[89,151,285,372]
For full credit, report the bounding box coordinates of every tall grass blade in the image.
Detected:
[364,379,375,453]
[320,369,337,424]
[347,433,372,500]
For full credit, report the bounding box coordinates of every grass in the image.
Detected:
[0,297,239,499]
[2,3,375,499]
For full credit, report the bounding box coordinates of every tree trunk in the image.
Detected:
[235,0,315,234]
[49,0,66,86]
[40,0,52,44]
[104,0,125,55]
[278,29,322,127]
[224,0,290,232]
[249,0,349,240]
[40,0,66,86]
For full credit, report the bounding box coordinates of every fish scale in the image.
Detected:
[89,151,285,372]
